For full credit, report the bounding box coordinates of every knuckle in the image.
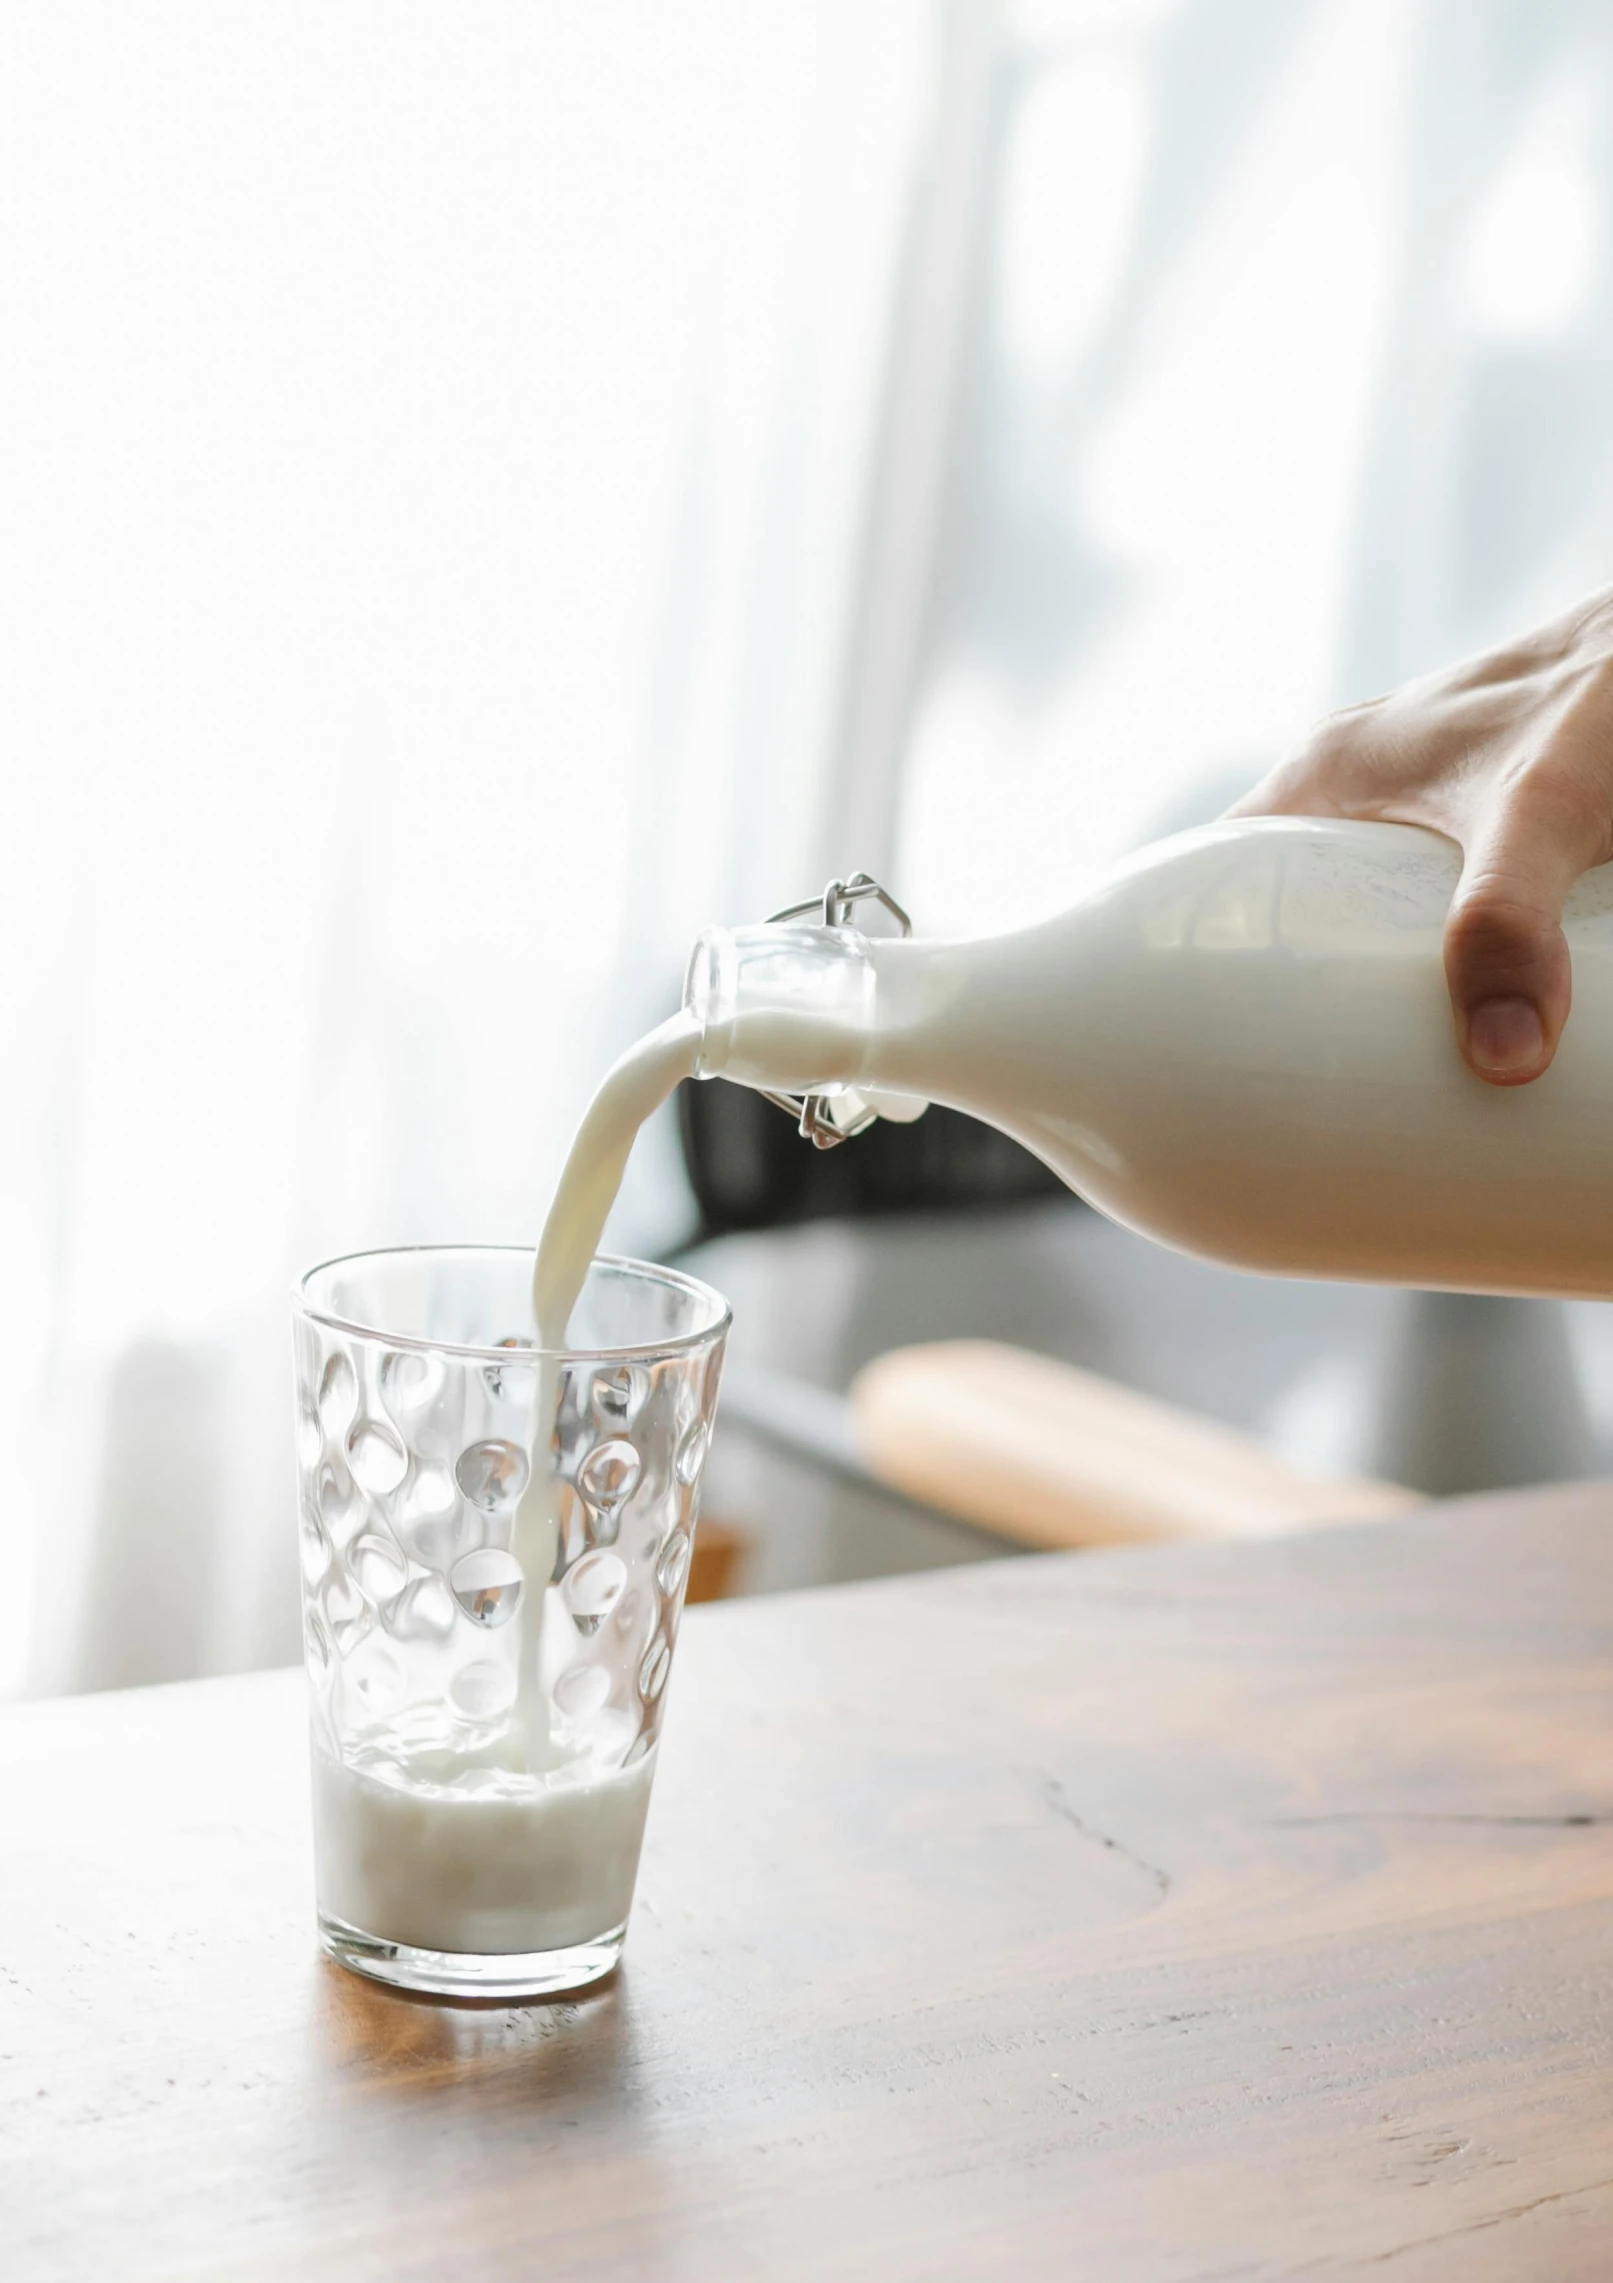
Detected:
[1253,706,1384,815]
[1445,885,1567,1006]
[1298,708,1371,775]
[1446,890,1554,962]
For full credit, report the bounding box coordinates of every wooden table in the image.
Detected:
[7,1486,1613,2282]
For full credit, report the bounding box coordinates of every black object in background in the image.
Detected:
[677,1077,1069,1237]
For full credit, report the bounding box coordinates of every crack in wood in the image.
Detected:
[1037,1774,1172,1898]
[1270,1811,1611,1829]
[1284,2171,1613,2273]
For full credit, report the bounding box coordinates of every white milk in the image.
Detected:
[314,1737,655,1955]
[323,1017,701,1960]
[509,1012,702,1601]
[506,1010,701,1739]
[531,1010,703,1348]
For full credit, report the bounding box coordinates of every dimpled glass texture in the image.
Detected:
[292,1246,728,1998]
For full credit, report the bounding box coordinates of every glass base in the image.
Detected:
[319,1911,627,2001]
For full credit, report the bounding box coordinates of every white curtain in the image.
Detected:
[0,0,929,1694]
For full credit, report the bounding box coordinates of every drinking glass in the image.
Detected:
[292,1246,729,1998]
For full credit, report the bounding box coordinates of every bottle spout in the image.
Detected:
[681,919,876,1089]
[681,924,741,1075]
[682,878,929,1148]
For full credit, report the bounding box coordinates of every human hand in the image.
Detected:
[1230,590,1613,1084]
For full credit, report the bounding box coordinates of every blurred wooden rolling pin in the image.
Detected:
[844,1342,1421,1549]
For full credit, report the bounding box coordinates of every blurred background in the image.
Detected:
[9,0,1613,1696]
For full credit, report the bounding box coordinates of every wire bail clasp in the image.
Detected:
[759,872,912,1150]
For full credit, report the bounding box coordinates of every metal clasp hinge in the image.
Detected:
[758,872,911,1150]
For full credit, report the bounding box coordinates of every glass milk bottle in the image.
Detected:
[683,819,1613,1300]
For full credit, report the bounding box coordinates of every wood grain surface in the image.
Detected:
[6,1484,1613,2282]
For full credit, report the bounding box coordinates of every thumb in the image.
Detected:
[1444,800,1592,1086]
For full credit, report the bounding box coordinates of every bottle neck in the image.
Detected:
[684,915,1075,1150]
[683,922,881,1095]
